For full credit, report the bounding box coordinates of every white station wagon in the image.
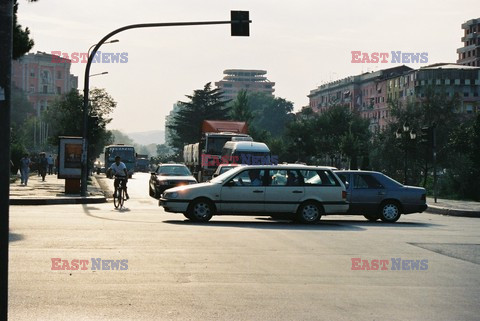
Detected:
[159,165,348,224]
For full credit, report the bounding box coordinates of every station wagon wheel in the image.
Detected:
[188,199,214,222]
[296,201,322,224]
[364,214,379,222]
[379,201,401,223]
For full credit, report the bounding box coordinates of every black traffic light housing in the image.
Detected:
[420,126,433,145]
[231,11,250,36]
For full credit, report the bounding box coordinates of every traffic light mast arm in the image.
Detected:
[80,12,252,196]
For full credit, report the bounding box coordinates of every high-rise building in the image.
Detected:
[12,51,78,116]
[215,69,275,101]
[457,17,480,67]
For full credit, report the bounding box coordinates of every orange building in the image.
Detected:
[12,51,78,116]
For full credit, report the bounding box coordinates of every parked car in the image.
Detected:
[149,164,197,199]
[159,164,348,224]
[212,164,242,177]
[334,170,427,223]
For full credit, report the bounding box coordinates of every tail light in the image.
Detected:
[342,191,347,199]
[421,194,426,201]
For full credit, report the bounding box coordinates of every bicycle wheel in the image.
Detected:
[118,187,125,209]
[113,189,119,209]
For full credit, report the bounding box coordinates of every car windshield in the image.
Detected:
[210,166,244,183]
[156,166,191,176]
[219,166,237,174]
[380,173,404,187]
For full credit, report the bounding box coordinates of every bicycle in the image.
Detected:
[113,175,128,209]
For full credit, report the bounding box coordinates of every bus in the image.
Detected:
[104,144,136,178]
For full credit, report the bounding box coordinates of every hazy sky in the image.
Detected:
[17,0,477,133]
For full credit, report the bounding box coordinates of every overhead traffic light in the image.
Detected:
[231,11,250,37]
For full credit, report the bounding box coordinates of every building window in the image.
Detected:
[445,79,450,85]
[43,85,48,94]
[464,92,469,97]
[455,79,460,85]
[57,71,62,79]
[29,86,34,93]
[465,79,471,85]
[30,69,35,77]
[56,86,61,94]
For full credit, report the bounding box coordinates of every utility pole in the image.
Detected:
[80,11,251,196]
[0,1,13,319]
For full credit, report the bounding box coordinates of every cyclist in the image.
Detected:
[107,155,130,200]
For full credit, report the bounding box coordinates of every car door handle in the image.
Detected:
[292,190,303,193]
[253,190,264,193]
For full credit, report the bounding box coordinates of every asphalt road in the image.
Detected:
[8,173,480,320]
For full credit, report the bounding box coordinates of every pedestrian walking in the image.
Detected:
[47,154,54,175]
[39,153,48,181]
[19,153,31,186]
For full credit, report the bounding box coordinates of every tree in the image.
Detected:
[229,90,253,123]
[43,88,115,161]
[167,82,230,150]
[13,0,37,60]
[247,92,294,137]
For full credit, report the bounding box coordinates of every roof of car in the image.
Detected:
[222,141,270,152]
[231,164,337,170]
[334,170,381,174]
[158,163,187,167]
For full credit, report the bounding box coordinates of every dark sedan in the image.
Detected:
[334,170,427,223]
[149,164,197,199]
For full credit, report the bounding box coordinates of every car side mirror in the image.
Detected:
[224,180,235,187]
[213,173,218,177]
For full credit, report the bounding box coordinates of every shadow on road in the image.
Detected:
[163,219,367,231]
[9,230,24,242]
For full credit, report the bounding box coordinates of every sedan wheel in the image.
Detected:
[379,202,401,223]
[296,201,322,224]
[188,199,214,222]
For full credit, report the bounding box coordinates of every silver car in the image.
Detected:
[334,170,427,223]
[160,165,348,224]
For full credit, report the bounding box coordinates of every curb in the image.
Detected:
[426,205,480,218]
[10,176,107,206]
[10,197,106,206]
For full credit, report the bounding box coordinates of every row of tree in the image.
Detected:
[165,82,480,201]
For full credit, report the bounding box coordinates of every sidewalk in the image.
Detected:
[426,197,480,218]
[9,173,106,205]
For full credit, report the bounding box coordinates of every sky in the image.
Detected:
[16,0,477,133]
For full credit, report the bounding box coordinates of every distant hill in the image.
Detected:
[127,130,165,146]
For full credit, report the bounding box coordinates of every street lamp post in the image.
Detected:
[395,122,416,185]
[90,71,109,77]
[80,12,251,196]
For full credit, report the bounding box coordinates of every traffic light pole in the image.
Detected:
[0,1,13,319]
[432,124,437,203]
[81,12,251,196]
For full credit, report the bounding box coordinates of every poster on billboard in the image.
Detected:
[58,136,83,179]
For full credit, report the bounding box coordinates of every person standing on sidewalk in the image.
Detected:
[47,154,54,175]
[19,153,31,186]
[39,153,48,182]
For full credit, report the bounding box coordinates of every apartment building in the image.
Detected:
[12,51,78,116]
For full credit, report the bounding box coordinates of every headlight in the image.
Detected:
[164,192,178,199]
